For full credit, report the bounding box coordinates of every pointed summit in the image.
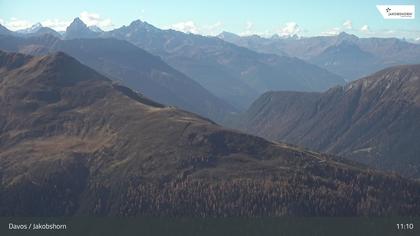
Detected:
[71,17,86,27]
[127,19,158,32]
[129,19,144,26]
[17,23,43,34]
[66,17,88,31]
[336,31,358,43]
[65,17,98,39]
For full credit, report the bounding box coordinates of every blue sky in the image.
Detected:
[0,0,419,39]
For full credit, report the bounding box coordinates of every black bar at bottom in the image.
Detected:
[0,217,418,236]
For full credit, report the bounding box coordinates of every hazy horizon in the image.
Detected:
[1,0,419,40]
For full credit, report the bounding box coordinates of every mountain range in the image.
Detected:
[0,18,345,110]
[1,50,420,216]
[218,32,420,81]
[7,19,420,86]
[101,19,345,109]
[1,16,420,217]
[0,22,62,39]
[233,64,420,178]
[0,33,236,123]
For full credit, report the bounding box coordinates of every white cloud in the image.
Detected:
[239,21,255,36]
[343,20,352,30]
[0,18,4,25]
[246,21,253,30]
[321,27,341,36]
[169,21,223,36]
[170,21,199,34]
[41,19,72,31]
[79,11,113,28]
[360,25,370,32]
[205,21,223,36]
[4,18,32,30]
[320,20,351,36]
[278,22,300,36]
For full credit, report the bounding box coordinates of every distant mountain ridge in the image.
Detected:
[0,18,345,110]
[233,64,420,178]
[5,21,420,83]
[309,41,379,80]
[0,34,236,123]
[218,32,420,81]
[1,50,420,216]
[0,18,345,115]
[0,22,61,38]
[101,19,345,109]
[16,23,43,34]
